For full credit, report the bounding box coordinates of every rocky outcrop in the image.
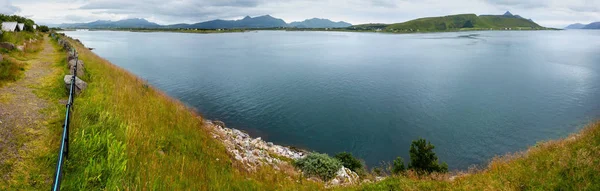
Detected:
[63,75,87,95]
[0,42,16,50]
[205,119,370,187]
[327,166,360,187]
[205,120,306,171]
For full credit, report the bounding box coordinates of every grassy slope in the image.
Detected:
[386,14,544,32]
[59,36,320,190]
[352,122,600,190]
[49,35,598,190]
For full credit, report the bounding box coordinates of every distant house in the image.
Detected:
[17,23,25,31]
[33,25,37,30]
[1,22,19,32]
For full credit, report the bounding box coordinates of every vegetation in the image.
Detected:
[0,59,25,85]
[1,31,39,45]
[38,25,50,32]
[295,153,342,181]
[408,139,448,174]
[334,152,363,174]
[392,157,405,174]
[349,122,600,190]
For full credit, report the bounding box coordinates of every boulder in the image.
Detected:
[67,51,77,61]
[64,75,87,95]
[68,59,84,76]
[327,167,360,187]
[0,42,16,50]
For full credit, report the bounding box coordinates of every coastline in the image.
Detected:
[56,32,600,189]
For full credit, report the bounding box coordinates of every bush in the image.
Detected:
[0,59,25,83]
[294,153,342,181]
[334,152,363,172]
[408,138,448,173]
[392,157,405,174]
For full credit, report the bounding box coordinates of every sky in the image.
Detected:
[1,0,599,28]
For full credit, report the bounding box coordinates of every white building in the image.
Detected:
[33,25,37,30]
[1,22,18,32]
[17,23,25,31]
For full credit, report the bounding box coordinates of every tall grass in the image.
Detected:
[350,122,600,190]
[0,58,25,85]
[0,31,39,45]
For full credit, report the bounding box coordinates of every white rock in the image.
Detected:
[327,167,360,187]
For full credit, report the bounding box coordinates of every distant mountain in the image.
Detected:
[289,18,352,28]
[565,23,586,29]
[565,22,600,29]
[582,22,600,29]
[60,18,161,29]
[60,15,352,29]
[381,12,543,32]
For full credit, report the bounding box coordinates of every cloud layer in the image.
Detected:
[6,0,600,28]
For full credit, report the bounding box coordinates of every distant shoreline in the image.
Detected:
[58,27,560,36]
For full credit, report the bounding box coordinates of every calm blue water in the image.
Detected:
[64,30,600,170]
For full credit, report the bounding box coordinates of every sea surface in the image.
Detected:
[64,30,600,170]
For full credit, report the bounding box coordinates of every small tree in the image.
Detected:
[408,138,448,174]
[334,152,363,172]
[392,157,405,174]
[39,25,50,32]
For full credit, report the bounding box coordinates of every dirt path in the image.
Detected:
[0,36,57,182]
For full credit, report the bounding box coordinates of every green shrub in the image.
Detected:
[334,152,363,172]
[294,153,342,181]
[408,138,448,174]
[392,157,405,174]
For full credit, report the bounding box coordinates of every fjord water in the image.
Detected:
[64,30,600,170]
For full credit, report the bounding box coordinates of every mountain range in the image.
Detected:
[565,22,600,29]
[60,15,352,29]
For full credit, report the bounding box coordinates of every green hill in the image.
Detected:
[383,13,544,33]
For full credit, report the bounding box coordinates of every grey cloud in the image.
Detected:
[0,0,21,14]
[485,0,548,9]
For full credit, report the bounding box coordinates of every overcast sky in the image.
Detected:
[1,0,599,28]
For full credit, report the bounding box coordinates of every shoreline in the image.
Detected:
[57,32,600,189]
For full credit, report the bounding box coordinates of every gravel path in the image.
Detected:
[0,37,56,180]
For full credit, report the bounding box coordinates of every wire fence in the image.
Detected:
[50,33,78,191]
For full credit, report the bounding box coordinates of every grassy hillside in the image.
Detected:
[353,122,600,190]
[384,14,545,33]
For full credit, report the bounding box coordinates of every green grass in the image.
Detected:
[1,31,39,46]
[0,58,25,86]
[346,122,600,190]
